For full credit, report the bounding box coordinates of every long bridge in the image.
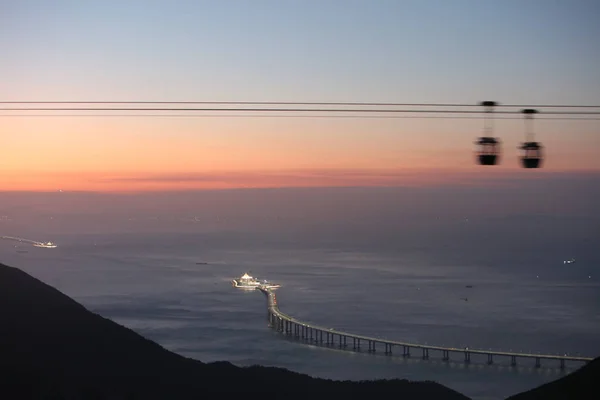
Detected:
[258,286,594,370]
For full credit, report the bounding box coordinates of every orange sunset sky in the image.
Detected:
[1,114,598,192]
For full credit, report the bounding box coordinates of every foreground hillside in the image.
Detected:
[505,357,600,400]
[0,262,468,399]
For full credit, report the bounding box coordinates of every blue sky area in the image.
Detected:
[2,0,599,104]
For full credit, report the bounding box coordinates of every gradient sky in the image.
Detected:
[1,0,599,191]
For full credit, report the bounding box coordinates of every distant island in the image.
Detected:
[0,262,597,399]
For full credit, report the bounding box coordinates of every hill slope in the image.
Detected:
[506,356,600,400]
[0,262,469,399]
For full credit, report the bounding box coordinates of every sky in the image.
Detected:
[1,0,599,192]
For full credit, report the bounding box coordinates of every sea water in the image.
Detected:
[1,225,599,400]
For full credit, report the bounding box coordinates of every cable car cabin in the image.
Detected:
[520,141,543,168]
[475,137,500,165]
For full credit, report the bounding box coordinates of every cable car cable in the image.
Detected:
[1,101,600,108]
[1,107,600,114]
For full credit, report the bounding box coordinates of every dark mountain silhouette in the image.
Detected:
[505,356,600,400]
[0,262,469,399]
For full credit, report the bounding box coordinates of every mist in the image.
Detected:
[1,172,598,264]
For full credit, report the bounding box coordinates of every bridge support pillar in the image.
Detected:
[511,355,517,367]
[464,352,471,364]
[403,346,410,358]
[422,348,429,360]
[342,335,347,348]
[535,357,541,368]
[560,359,565,370]
[442,350,449,361]
[384,343,392,355]
[487,354,493,365]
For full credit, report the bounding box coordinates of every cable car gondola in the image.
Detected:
[475,101,500,165]
[520,109,543,168]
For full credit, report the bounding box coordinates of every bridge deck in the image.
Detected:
[258,286,593,363]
